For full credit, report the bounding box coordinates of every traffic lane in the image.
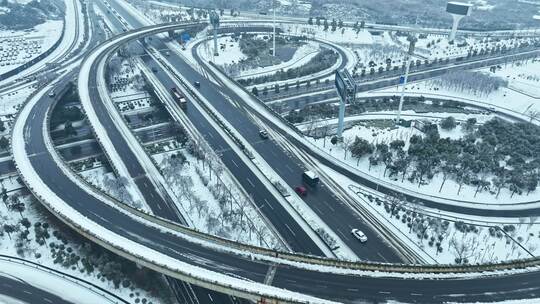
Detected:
[155,38,403,262]
[186,54,403,262]
[0,276,75,304]
[272,265,540,304]
[97,6,321,300]
[87,54,183,222]
[24,91,271,284]
[251,138,402,263]
[139,48,322,252]
[142,48,326,255]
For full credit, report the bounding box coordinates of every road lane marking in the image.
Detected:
[264,199,274,210]
[284,223,296,236]
[323,200,335,212]
[231,159,239,168]
[246,178,255,188]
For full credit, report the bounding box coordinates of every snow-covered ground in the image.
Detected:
[200,36,246,66]
[373,60,540,121]
[200,35,321,80]
[153,145,281,249]
[283,23,376,45]
[0,20,63,75]
[302,114,540,204]
[0,183,161,304]
[334,170,540,264]
[0,84,33,116]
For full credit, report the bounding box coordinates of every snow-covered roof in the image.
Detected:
[447,1,473,7]
[303,170,319,180]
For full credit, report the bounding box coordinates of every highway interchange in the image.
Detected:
[4,0,540,303]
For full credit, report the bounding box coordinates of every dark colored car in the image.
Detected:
[295,186,307,196]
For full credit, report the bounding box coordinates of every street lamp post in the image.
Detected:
[396,34,417,125]
[273,0,276,57]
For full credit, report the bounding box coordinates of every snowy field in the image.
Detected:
[0,20,64,75]
[282,23,376,45]
[409,35,540,61]
[374,60,540,121]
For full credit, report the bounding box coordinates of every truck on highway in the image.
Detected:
[170,87,187,110]
[302,171,319,187]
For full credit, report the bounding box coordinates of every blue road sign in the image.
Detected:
[181,33,191,42]
[335,71,347,101]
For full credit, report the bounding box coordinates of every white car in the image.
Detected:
[259,130,269,139]
[351,229,368,243]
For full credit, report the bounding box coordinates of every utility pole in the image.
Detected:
[272,0,276,56]
[396,34,417,125]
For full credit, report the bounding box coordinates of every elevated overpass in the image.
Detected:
[11,21,540,303]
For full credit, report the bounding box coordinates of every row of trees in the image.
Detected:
[431,71,509,97]
[159,139,280,249]
[307,17,345,32]
[344,117,540,198]
[239,49,338,86]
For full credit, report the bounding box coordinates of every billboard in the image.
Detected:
[446,2,472,16]
[335,70,347,101]
[335,70,357,103]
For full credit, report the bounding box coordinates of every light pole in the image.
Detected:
[396,34,417,125]
[272,0,276,56]
[534,15,540,36]
[209,10,220,56]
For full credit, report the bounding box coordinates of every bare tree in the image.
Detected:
[341,136,354,160]
[449,234,480,264]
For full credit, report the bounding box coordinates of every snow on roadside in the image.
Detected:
[324,165,540,264]
[152,146,281,249]
[0,187,160,304]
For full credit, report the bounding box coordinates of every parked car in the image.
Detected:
[194,81,201,88]
[295,186,307,196]
[351,229,368,243]
[151,67,158,73]
[48,91,56,98]
[259,130,269,139]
